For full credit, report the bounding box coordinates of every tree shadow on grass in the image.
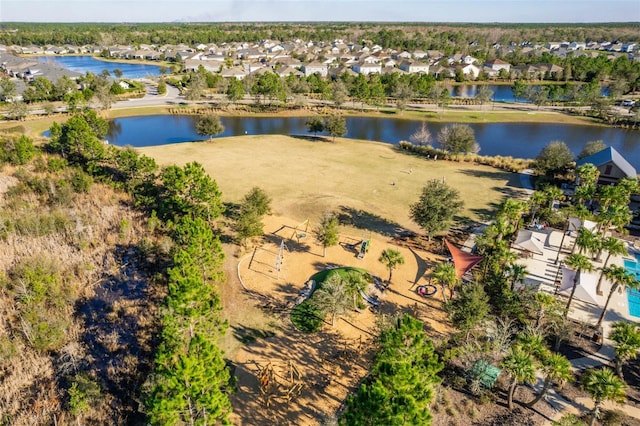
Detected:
[231,325,277,345]
[468,205,500,223]
[337,205,409,238]
[76,244,159,425]
[289,134,332,143]
[459,168,531,194]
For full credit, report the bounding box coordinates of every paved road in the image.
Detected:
[112,79,182,109]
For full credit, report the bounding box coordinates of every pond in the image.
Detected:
[105,115,640,169]
[447,84,609,103]
[34,55,162,79]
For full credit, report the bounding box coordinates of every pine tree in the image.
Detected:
[148,334,232,426]
[341,314,443,425]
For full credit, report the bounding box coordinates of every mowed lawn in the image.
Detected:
[140,135,527,233]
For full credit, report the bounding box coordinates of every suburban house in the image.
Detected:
[351,62,381,75]
[302,61,328,77]
[576,146,638,186]
[220,66,247,80]
[398,60,430,74]
[275,66,303,78]
[462,55,478,65]
[183,59,220,73]
[459,63,480,79]
[484,58,511,73]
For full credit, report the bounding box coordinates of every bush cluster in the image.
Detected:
[398,141,534,172]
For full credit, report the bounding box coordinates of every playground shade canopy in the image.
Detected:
[445,239,483,279]
[558,267,599,305]
[512,230,546,256]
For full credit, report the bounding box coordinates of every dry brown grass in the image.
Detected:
[0,162,161,425]
[140,135,527,232]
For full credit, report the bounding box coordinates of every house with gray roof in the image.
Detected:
[575,146,637,186]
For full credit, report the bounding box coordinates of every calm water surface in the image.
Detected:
[35,55,162,79]
[106,115,640,169]
[448,84,609,102]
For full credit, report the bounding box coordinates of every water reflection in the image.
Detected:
[446,84,609,103]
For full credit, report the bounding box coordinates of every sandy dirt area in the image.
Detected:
[226,214,453,425]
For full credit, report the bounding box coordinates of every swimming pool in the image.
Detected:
[623,257,640,317]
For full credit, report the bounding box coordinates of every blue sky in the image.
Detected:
[1,0,638,23]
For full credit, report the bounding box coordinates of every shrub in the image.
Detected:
[48,157,68,172]
[1,135,36,165]
[12,210,72,236]
[69,169,93,193]
[290,299,324,333]
[397,141,534,173]
[68,373,101,416]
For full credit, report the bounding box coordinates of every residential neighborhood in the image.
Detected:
[1,34,639,88]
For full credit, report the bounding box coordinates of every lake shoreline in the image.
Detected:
[105,102,607,127]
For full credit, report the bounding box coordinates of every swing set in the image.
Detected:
[289,219,310,243]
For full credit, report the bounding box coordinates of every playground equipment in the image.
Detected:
[416,284,438,297]
[247,239,288,279]
[256,360,304,408]
[357,231,372,259]
[359,289,381,307]
[289,219,310,243]
[275,239,288,279]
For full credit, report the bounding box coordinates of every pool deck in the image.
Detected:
[514,227,640,360]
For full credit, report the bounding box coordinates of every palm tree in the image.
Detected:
[596,266,638,328]
[527,352,573,408]
[343,271,368,310]
[609,321,640,379]
[507,263,528,292]
[501,345,536,410]
[528,190,548,226]
[533,292,560,329]
[378,248,405,283]
[543,185,564,211]
[432,262,459,303]
[516,330,547,360]
[581,367,626,426]
[498,199,527,233]
[572,227,599,256]
[490,217,514,243]
[597,204,633,235]
[563,253,594,317]
[575,163,600,188]
[595,237,628,292]
[574,163,599,209]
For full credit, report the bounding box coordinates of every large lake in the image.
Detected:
[35,55,162,79]
[106,115,640,169]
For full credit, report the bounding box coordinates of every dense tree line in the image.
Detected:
[45,111,234,424]
[1,22,638,50]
